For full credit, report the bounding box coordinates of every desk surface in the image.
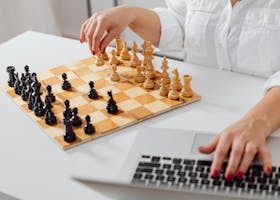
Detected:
[0,31,269,200]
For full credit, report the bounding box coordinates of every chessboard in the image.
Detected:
[1,40,201,150]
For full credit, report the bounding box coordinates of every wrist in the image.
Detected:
[116,5,137,26]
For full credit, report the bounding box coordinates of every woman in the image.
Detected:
[80,0,280,180]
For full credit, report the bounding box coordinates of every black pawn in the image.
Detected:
[14,72,22,95]
[61,73,72,90]
[88,81,98,99]
[71,107,82,127]
[22,77,32,102]
[63,118,76,143]
[84,115,95,135]
[45,97,57,125]
[20,73,26,94]
[63,100,72,119]
[46,85,56,102]
[24,65,31,79]
[33,87,45,117]
[6,66,16,87]
[27,85,35,110]
[106,91,118,114]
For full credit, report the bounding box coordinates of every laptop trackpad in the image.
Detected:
[191,133,215,155]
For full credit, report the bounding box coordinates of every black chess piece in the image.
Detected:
[88,81,98,99]
[46,85,56,102]
[63,117,76,143]
[20,73,26,94]
[61,73,72,90]
[22,76,32,102]
[33,84,45,117]
[63,100,72,119]
[6,66,16,87]
[14,72,22,95]
[84,115,95,135]
[71,107,82,127]
[31,72,40,89]
[24,65,31,79]
[106,90,118,114]
[44,97,57,125]
[27,84,35,110]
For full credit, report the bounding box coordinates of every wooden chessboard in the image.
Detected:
[1,56,201,150]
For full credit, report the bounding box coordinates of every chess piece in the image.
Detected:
[168,87,180,100]
[63,99,72,119]
[24,65,31,79]
[71,107,82,127]
[181,75,193,98]
[33,83,45,117]
[115,37,122,56]
[143,71,154,89]
[161,57,171,84]
[102,52,109,60]
[84,115,95,135]
[134,65,145,83]
[44,97,57,125]
[30,72,40,89]
[88,81,98,99]
[106,91,118,114]
[63,117,76,143]
[171,68,182,91]
[96,50,105,66]
[130,42,140,68]
[110,64,120,82]
[27,84,35,110]
[20,73,26,94]
[22,76,31,101]
[6,66,16,87]
[144,41,154,60]
[120,41,131,61]
[61,73,72,90]
[159,79,169,97]
[46,85,56,102]
[109,49,120,66]
[14,72,22,95]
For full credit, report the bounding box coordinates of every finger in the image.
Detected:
[198,134,220,154]
[99,30,119,53]
[237,142,257,178]
[225,139,245,180]
[259,145,272,174]
[92,22,109,53]
[210,133,232,177]
[80,18,90,43]
[86,21,98,54]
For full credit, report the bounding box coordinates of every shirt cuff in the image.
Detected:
[263,71,280,94]
[152,8,184,53]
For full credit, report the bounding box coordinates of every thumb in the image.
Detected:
[198,134,219,154]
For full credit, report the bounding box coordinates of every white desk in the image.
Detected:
[0,31,270,200]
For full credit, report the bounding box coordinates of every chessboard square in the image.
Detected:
[75,128,92,141]
[1,83,9,91]
[52,103,64,114]
[96,69,111,77]
[80,73,102,83]
[21,104,32,113]
[123,87,147,98]
[64,71,78,80]
[110,112,136,127]
[113,92,130,103]
[51,84,63,94]
[70,77,87,88]
[134,93,157,105]
[89,110,108,123]
[73,67,93,76]
[144,100,170,113]
[70,96,88,107]
[44,121,64,138]
[37,70,55,80]
[161,98,183,107]
[117,66,132,74]
[114,82,135,91]
[76,84,89,94]
[91,100,107,110]
[80,57,95,65]
[149,90,165,100]
[98,85,120,97]
[128,106,153,120]
[56,90,81,101]
[95,119,118,133]
[50,65,70,75]
[78,103,97,116]
[118,99,142,112]
[41,76,61,86]
[6,89,18,98]
[88,64,109,72]
[14,96,25,106]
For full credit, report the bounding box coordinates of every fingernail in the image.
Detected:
[92,50,96,55]
[226,173,234,180]
[79,38,82,43]
[267,167,272,174]
[211,170,219,178]
[236,171,244,179]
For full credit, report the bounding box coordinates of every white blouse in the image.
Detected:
[154,0,280,92]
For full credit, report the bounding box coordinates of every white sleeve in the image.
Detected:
[152,0,186,53]
[263,71,280,93]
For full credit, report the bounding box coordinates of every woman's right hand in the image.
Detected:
[80,5,135,55]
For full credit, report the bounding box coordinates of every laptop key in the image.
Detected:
[174,165,183,170]
[201,179,210,185]
[152,156,161,163]
[245,177,254,183]
[155,169,164,175]
[200,173,208,179]
[144,174,154,180]
[139,162,160,168]
[197,160,212,166]
[166,170,175,176]
[167,176,176,182]
[213,180,221,186]
[185,166,193,171]
[260,184,269,191]
[195,166,204,172]
[177,171,186,177]
[189,172,197,178]
[137,167,153,173]
[248,183,257,190]
[236,181,245,188]
[163,164,172,169]
[156,175,165,181]
[178,177,187,183]
[183,159,195,165]
[257,177,267,184]
[173,158,182,164]
[133,173,142,179]
[272,185,280,192]
[224,180,234,187]
[190,178,198,184]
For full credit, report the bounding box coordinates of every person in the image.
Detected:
[80,0,280,180]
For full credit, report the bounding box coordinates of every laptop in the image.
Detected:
[73,127,280,200]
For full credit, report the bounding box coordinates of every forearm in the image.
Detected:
[121,5,161,46]
[243,87,280,136]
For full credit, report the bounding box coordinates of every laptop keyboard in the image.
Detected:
[131,155,280,199]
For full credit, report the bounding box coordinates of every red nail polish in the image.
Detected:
[226,173,234,180]
[211,170,219,178]
[267,167,272,174]
[79,38,82,43]
[236,171,244,179]
[92,50,95,55]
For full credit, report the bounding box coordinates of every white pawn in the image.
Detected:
[96,50,105,66]
[110,64,120,82]
[159,79,169,97]
[143,71,154,89]
[134,65,145,83]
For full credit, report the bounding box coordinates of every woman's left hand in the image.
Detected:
[199,115,272,180]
